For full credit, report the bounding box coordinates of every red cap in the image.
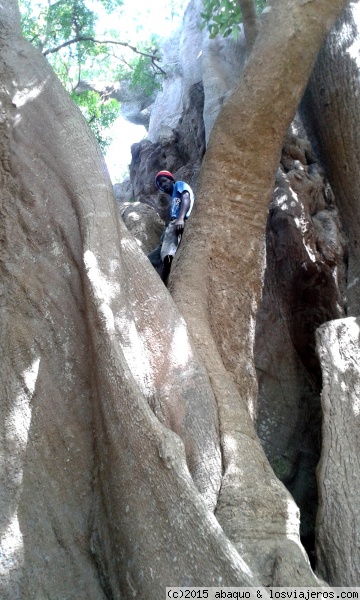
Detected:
[155,170,175,190]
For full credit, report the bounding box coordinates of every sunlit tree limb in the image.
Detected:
[238,0,260,52]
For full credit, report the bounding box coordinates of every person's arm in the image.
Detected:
[174,191,190,231]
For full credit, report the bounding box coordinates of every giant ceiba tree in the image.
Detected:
[0,0,356,598]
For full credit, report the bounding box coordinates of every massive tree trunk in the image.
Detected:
[0,0,352,597]
[299,2,360,582]
[254,127,346,564]
[0,1,244,597]
[316,318,360,586]
[171,0,349,586]
[302,1,360,316]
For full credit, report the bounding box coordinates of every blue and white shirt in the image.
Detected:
[170,181,195,220]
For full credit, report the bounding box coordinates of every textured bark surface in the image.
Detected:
[1,0,355,596]
[171,0,349,585]
[118,201,164,255]
[316,318,360,585]
[238,0,260,53]
[255,121,346,560]
[301,2,360,315]
[0,3,247,597]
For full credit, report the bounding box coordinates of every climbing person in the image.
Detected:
[148,170,195,283]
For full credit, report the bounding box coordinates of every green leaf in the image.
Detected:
[200,0,263,39]
[231,24,239,41]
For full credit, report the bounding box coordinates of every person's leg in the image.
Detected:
[148,229,165,269]
[147,243,162,268]
[160,222,182,280]
[158,255,173,283]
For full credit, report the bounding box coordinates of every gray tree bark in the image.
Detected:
[238,0,260,53]
[0,1,246,597]
[316,318,360,585]
[171,0,349,585]
[301,1,360,315]
[299,6,360,581]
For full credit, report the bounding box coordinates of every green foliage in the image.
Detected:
[20,0,105,50]
[72,90,121,152]
[164,0,188,22]
[200,0,266,40]
[18,0,163,151]
[18,0,125,149]
[98,0,124,12]
[129,58,162,97]
[128,37,163,97]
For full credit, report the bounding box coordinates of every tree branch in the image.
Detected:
[237,0,260,53]
[42,36,166,74]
